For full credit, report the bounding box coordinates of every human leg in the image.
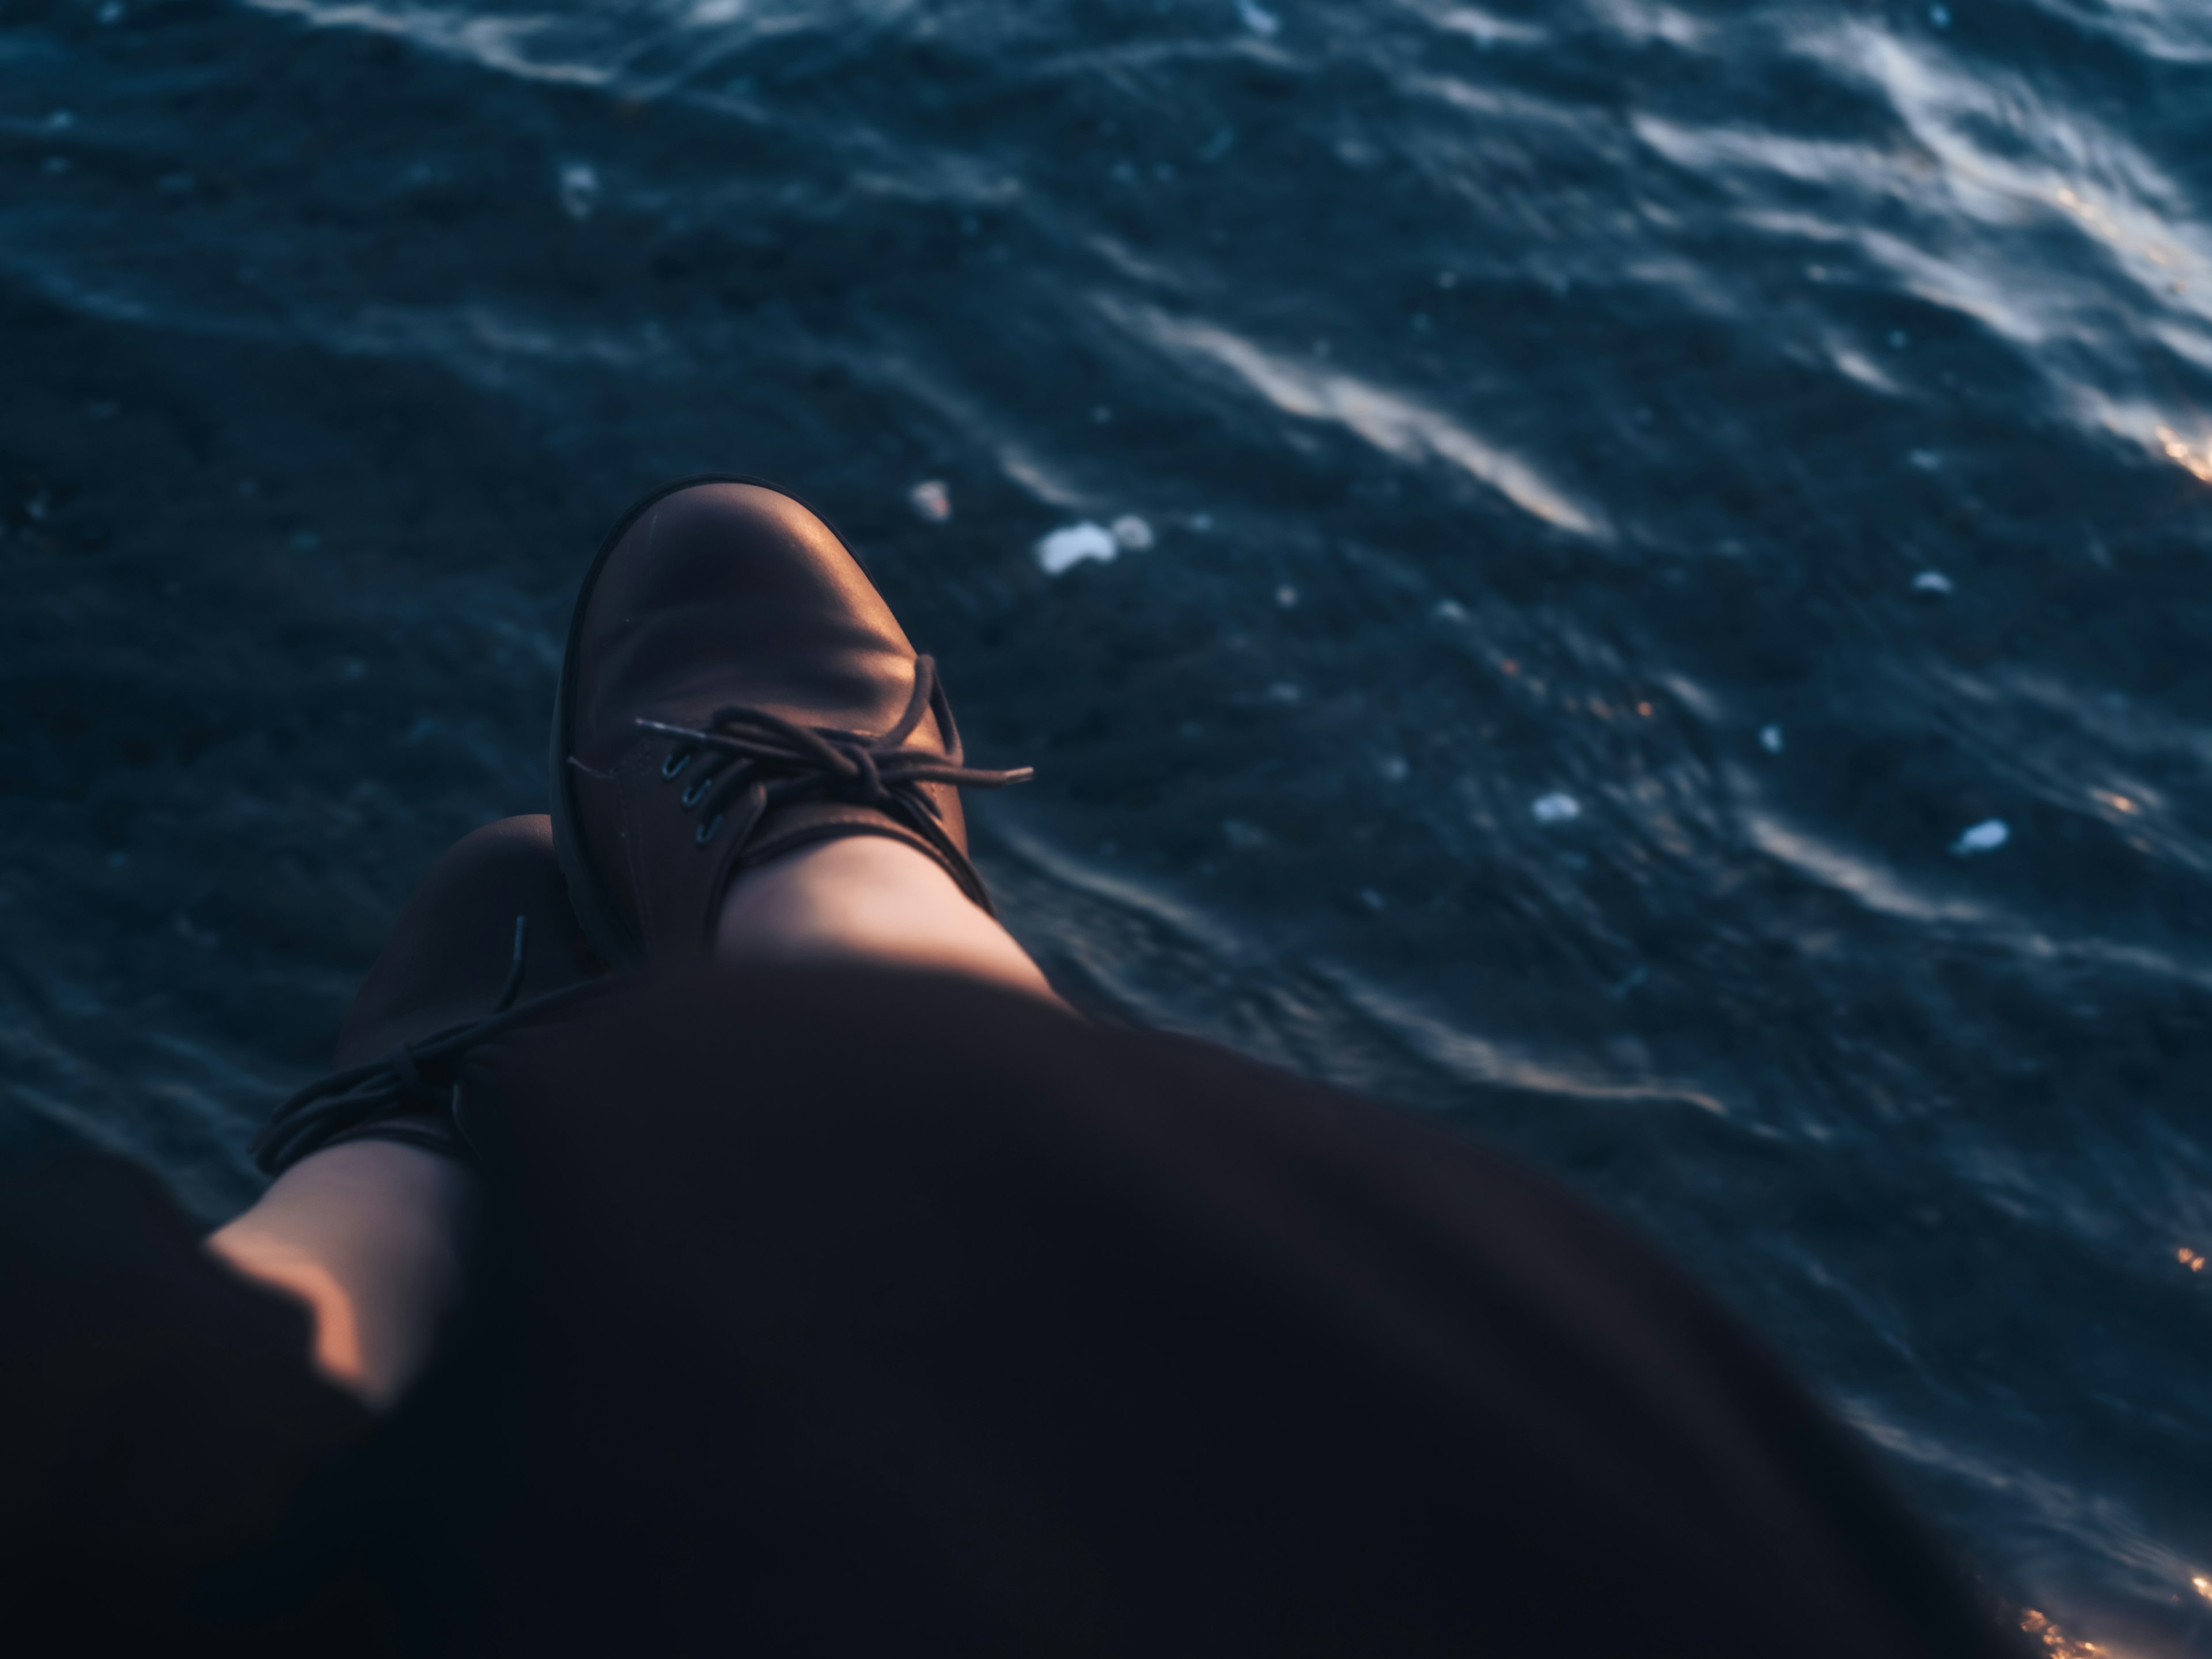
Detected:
[226,476,1037,1406]
[714,835,1058,1003]
[213,816,600,1407]
[214,832,1053,1408]
[549,476,1033,969]
[206,1141,476,1408]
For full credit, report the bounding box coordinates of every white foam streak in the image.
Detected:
[1395,1,1545,47]
[1120,305,1606,537]
[1825,25,2212,294]
[1319,964,1732,1115]
[241,0,616,86]
[1843,1399,2207,1590]
[1649,27,2212,365]
[1744,810,1995,928]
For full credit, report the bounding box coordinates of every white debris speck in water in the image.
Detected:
[1264,681,1302,706]
[1433,598,1468,622]
[1357,888,1387,912]
[1275,584,1300,608]
[1236,0,1281,35]
[559,162,601,222]
[1929,3,1950,25]
[1950,819,2010,857]
[1188,512,1214,532]
[1532,792,1582,825]
[97,0,124,22]
[1377,754,1410,783]
[1760,724,1786,754]
[691,0,747,21]
[1035,522,1118,575]
[907,480,952,523]
[1110,514,1154,550]
[1912,570,1954,595]
[47,110,75,131]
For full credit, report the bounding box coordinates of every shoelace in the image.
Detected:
[256,661,1025,1173]
[249,916,594,1175]
[636,654,1033,873]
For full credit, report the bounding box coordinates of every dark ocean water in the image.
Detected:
[7,0,2212,1646]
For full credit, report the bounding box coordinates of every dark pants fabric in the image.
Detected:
[3,965,2020,1657]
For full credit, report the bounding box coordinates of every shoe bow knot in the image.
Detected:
[635,656,1033,858]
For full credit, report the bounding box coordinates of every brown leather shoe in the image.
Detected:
[252,816,604,1173]
[548,476,1031,967]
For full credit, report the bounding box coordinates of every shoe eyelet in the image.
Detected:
[696,813,724,846]
[661,749,693,781]
[681,774,714,808]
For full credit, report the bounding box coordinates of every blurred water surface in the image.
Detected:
[7,0,2212,1645]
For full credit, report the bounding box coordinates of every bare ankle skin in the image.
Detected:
[714,835,1063,1007]
[206,1141,479,1410]
[207,836,1054,1411]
